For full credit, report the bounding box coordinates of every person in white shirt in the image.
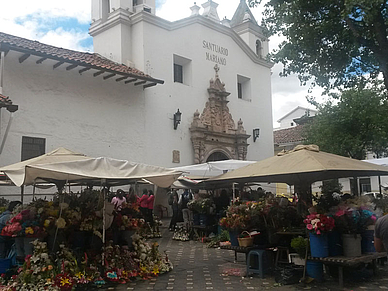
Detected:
[111,189,127,211]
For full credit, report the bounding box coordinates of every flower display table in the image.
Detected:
[220,245,273,263]
[308,252,387,288]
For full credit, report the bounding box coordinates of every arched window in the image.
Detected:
[256,39,262,57]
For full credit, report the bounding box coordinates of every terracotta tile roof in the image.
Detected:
[273,125,306,145]
[0,32,162,83]
[0,93,12,107]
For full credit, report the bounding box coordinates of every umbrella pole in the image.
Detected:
[379,175,382,195]
[101,182,106,267]
[20,186,24,206]
[32,181,36,201]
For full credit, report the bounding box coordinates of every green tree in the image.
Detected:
[303,87,388,159]
[260,0,388,92]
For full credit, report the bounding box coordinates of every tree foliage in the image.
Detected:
[261,0,388,92]
[303,87,388,159]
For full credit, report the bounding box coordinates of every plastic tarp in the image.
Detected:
[22,157,182,188]
[172,160,256,178]
[205,145,388,186]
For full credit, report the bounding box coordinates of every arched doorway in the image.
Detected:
[206,151,229,162]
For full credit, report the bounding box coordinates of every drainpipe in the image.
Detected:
[0,51,4,94]
[0,51,4,141]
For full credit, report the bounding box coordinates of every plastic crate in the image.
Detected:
[289,253,304,265]
[220,262,247,277]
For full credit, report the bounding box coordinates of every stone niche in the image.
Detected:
[190,65,250,164]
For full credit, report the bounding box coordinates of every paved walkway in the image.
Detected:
[110,223,388,291]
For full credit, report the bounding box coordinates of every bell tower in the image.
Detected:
[90,0,156,66]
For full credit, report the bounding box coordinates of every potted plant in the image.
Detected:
[290,236,308,265]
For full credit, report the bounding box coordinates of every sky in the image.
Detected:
[0,0,324,127]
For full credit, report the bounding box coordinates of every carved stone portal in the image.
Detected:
[190,65,250,164]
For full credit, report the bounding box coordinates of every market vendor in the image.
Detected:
[147,190,155,225]
[139,189,149,219]
[374,214,388,252]
[112,189,127,211]
[0,201,21,258]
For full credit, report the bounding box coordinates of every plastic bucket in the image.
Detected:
[229,231,239,246]
[309,233,329,258]
[328,231,343,256]
[342,234,362,257]
[306,261,324,282]
[0,258,11,274]
[361,230,376,253]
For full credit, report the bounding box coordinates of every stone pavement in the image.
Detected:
[109,222,388,291]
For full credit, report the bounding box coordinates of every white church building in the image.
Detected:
[0,0,274,195]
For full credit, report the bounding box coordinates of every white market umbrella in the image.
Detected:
[205,145,388,186]
[24,157,182,188]
[0,147,89,187]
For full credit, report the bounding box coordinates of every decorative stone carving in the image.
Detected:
[190,65,250,163]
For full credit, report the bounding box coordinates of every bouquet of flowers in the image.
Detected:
[187,198,213,214]
[219,201,266,231]
[303,213,335,235]
[328,197,379,234]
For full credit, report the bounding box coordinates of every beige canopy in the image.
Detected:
[22,157,182,188]
[0,147,89,187]
[205,145,388,186]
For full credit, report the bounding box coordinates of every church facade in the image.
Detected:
[0,0,274,178]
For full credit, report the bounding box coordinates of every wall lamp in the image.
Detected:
[6,104,18,113]
[253,128,260,142]
[173,109,182,130]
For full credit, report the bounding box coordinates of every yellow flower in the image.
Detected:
[60,277,70,286]
[152,266,159,275]
[44,220,51,228]
[25,227,34,235]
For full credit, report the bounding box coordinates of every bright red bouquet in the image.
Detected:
[303,213,334,235]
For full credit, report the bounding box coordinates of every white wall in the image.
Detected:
[131,18,274,166]
[0,51,147,168]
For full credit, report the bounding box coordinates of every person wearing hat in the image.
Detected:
[111,189,127,211]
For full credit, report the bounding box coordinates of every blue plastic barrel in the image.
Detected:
[306,261,324,282]
[361,230,376,253]
[0,258,11,274]
[229,231,239,246]
[309,233,329,258]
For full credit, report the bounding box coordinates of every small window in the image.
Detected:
[143,6,151,13]
[102,0,110,20]
[291,122,294,126]
[237,75,251,101]
[174,64,183,83]
[21,136,45,161]
[237,82,242,99]
[256,39,262,57]
[173,54,192,85]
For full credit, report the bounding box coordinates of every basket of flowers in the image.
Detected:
[238,231,253,247]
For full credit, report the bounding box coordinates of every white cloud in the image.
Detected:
[1,0,324,127]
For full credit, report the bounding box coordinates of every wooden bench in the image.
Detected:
[308,252,387,288]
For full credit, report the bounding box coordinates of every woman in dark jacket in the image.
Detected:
[169,191,179,231]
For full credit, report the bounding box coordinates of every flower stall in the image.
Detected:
[0,153,182,290]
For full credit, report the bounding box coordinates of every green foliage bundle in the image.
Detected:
[303,87,388,159]
[261,0,388,92]
[291,236,308,258]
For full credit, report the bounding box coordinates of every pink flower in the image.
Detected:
[335,210,345,217]
[371,215,377,221]
[316,230,321,235]
[307,224,313,230]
